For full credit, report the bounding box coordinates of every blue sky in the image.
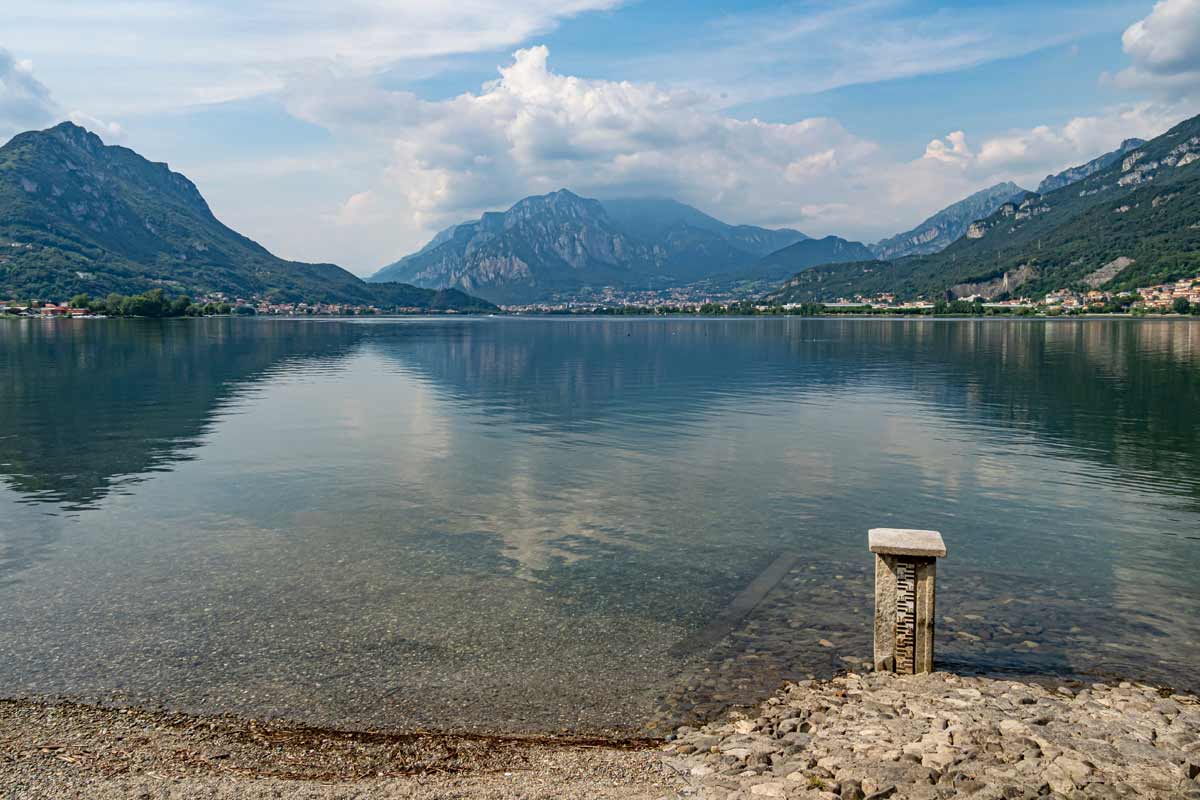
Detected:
[2,0,1199,273]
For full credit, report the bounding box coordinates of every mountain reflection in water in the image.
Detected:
[0,316,1197,734]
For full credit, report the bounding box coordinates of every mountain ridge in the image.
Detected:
[0,122,495,310]
[746,235,875,281]
[369,191,810,303]
[870,182,1027,260]
[1036,138,1146,194]
[769,116,1200,304]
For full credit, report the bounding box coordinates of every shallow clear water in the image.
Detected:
[0,316,1198,735]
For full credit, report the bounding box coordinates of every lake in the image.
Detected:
[1,316,1198,736]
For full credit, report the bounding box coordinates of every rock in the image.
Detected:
[1042,763,1075,795]
[1000,720,1030,736]
[840,779,865,800]
[663,672,1200,800]
[749,782,787,797]
[1052,755,1092,786]
[921,748,958,771]
[750,740,781,756]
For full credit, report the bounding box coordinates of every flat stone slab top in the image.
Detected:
[868,528,947,558]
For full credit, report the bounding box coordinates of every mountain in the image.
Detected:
[870,182,1027,260]
[770,116,1200,304]
[600,196,807,276]
[370,190,652,304]
[0,122,495,310]
[370,191,807,303]
[1037,138,1146,194]
[746,236,875,280]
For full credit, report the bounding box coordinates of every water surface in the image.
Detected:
[1,317,1198,734]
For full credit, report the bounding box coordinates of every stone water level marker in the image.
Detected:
[869,528,946,674]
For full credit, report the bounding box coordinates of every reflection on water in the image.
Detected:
[0,317,1197,734]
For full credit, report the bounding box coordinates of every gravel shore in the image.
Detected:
[0,699,680,799]
[664,672,1200,800]
[5,672,1200,799]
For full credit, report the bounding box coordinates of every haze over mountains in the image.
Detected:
[2,113,1196,310]
[772,114,1200,304]
[368,191,812,304]
[0,123,494,310]
[374,115,1199,307]
[370,182,1027,303]
[869,182,1026,261]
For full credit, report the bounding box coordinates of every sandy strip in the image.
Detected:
[0,699,684,799]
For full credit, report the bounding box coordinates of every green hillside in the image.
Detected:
[771,114,1200,303]
[0,122,494,311]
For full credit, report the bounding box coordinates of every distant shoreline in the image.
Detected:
[4,310,1199,321]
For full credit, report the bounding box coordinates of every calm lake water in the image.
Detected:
[1,316,1198,735]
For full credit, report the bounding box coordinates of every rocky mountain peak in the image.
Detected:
[1036,138,1147,194]
[507,188,607,223]
[46,121,105,155]
[369,190,809,302]
[870,181,1027,261]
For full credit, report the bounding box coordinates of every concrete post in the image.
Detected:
[869,528,947,674]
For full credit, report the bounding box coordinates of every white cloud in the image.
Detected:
[5,1,625,115]
[923,131,972,166]
[1122,0,1200,74]
[969,101,1196,182]
[784,149,839,182]
[292,46,888,261]
[279,46,1200,270]
[0,47,125,143]
[880,101,1199,205]
[1114,0,1200,93]
[4,3,1197,274]
[0,48,57,137]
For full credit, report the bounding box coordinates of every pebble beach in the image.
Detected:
[7,671,1200,799]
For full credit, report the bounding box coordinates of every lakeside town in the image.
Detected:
[497,275,1200,315]
[0,291,436,318]
[5,273,1200,318]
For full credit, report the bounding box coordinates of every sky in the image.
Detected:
[1,0,1199,275]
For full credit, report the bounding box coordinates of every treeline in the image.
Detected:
[566,297,1200,317]
[572,301,831,316]
[65,290,256,317]
[574,301,953,316]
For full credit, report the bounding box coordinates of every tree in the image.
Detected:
[68,293,90,309]
[1173,296,1192,315]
